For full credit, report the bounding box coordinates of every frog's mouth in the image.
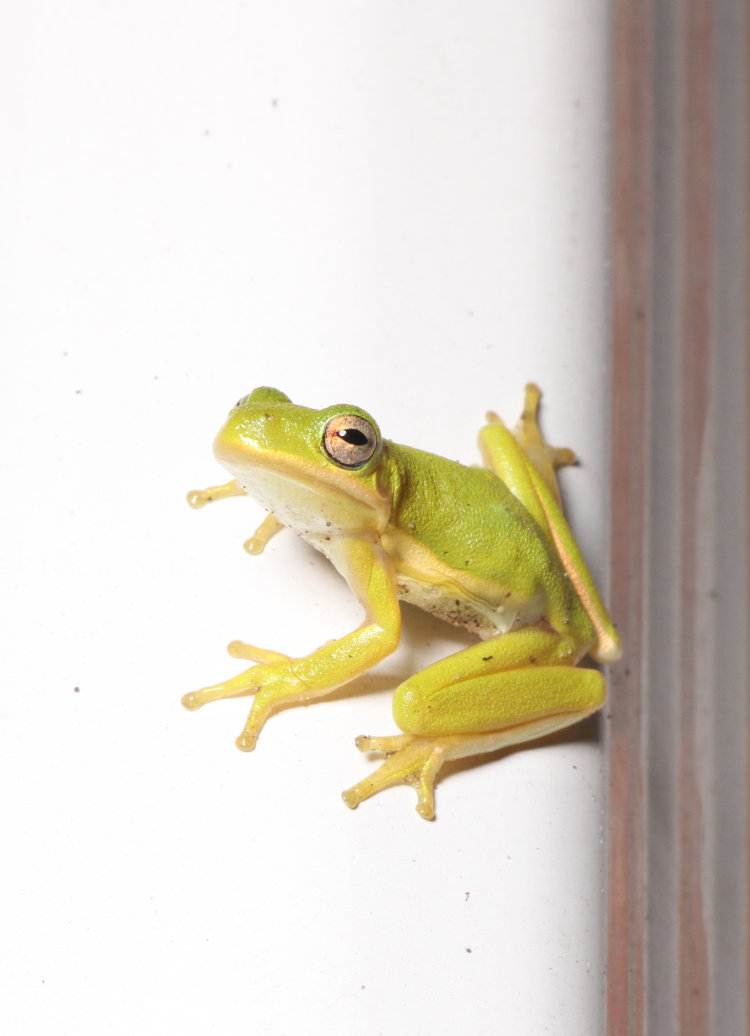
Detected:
[213,438,390,536]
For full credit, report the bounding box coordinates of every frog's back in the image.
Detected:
[380,443,581,638]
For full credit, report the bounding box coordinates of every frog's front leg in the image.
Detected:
[182,539,401,750]
[188,480,286,555]
[342,627,605,819]
[187,479,247,508]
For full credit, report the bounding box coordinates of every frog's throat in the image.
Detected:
[213,441,391,532]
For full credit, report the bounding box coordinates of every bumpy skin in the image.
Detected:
[184,385,621,819]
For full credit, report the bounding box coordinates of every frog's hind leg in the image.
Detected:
[342,627,605,819]
[481,384,576,507]
[342,713,592,821]
[514,383,578,504]
[342,733,448,820]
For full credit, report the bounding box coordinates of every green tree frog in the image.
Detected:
[184,385,621,819]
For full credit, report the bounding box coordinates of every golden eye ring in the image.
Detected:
[323,415,379,468]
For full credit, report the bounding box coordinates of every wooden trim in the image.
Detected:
[607,0,652,1029]
[678,4,713,1030]
[608,0,749,1032]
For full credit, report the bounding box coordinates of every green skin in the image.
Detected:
[183,385,621,819]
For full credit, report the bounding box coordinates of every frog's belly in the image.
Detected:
[394,572,545,640]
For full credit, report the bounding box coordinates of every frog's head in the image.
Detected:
[213,387,391,535]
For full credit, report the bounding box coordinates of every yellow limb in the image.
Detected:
[513,382,578,500]
[243,513,285,555]
[187,480,285,555]
[523,463,621,664]
[227,641,290,663]
[181,539,401,751]
[481,383,576,512]
[480,385,621,665]
[186,479,246,509]
[342,627,605,819]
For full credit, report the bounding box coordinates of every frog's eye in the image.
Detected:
[323,415,379,468]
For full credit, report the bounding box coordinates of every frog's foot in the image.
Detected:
[181,662,269,712]
[549,445,578,469]
[354,733,414,755]
[181,679,258,712]
[227,640,290,664]
[181,686,218,711]
[495,383,575,503]
[182,665,292,753]
[242,513,285,555]
[235,728,259,752]
[232,676,308,753]
[518,382,578,465]
[342,735,451,820]
[186,479,246,509]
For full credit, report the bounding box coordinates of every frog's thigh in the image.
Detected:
[393,632,605,739]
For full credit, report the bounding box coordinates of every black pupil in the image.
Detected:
[337,428,369,446]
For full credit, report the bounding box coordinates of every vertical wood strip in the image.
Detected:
[745,9,750,1031]
[608,0,749,1032]
[607,0,652,1031]
[678,0,713,1028]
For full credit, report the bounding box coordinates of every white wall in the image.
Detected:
[1,4,612,1033]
